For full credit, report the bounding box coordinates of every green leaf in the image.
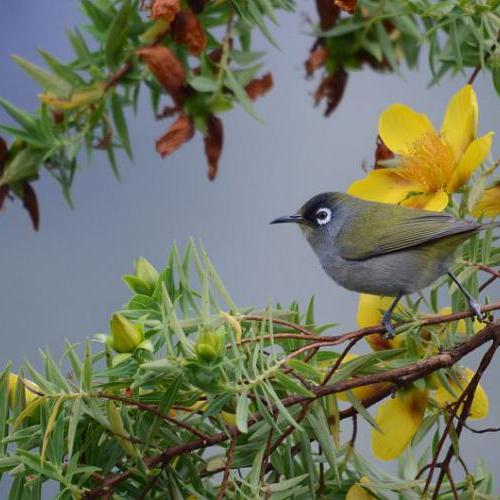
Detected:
[344,390,382,432]
[111,93,132,158]
[236,392,250,433]
[492,66,500,98]
[0,148,42,186]
[81,0,113,32]
[274,371,315,398]
[12,56,72,97]
[0,364,11,458]
[105,0,131,69]
[224,70,262,121]
[0,97,40,134]
[189,76,218,92]
[38,49,84,87]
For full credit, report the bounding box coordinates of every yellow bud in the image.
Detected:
[134,257,159,291]
[110,313,143,353]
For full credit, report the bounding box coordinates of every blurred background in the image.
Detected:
[0,0,498,492]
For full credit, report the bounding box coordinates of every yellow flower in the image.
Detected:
[470,183,500,218]
[357,294,404,350]
[346,481,374,499]
[432,367,488,419]
[372,388,428,460]
[348,85,494,211]
[334,354,392,403]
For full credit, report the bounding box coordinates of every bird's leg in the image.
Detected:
[448,272,485,321]
[381,292,403,339]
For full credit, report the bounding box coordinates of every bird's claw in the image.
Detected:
[468,299,485,322]
[382,317,396,339]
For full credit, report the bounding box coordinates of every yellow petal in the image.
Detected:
[471,184,500,218]
[440,85,478,160]
[338,382,393,402]
[433,367,488,419]
[372,389,428,460]
[348,168,424,205]
[346,483,374,500]
[357,294,402,351]
[400,191,449,211]
[447,133,494,192]
[379,104,435,156]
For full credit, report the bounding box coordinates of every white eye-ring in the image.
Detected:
[315,207,332,225]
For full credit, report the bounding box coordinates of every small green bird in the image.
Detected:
[271,192,498,337]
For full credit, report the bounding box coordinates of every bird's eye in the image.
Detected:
[315,207,332,225]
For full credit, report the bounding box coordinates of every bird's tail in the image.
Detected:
[480,221,500,231]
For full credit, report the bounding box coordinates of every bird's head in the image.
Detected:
[270,193,344,236]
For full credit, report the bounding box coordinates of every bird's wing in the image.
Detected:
[337,206,479,261]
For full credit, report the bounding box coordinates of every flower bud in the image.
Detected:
[134,257,159,291]
[196,327,224,363]
[110,313,143,353]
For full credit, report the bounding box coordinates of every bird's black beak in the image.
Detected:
[270,214,304,225]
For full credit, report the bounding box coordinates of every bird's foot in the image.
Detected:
[468,299,485,322]
[382,316,396,339]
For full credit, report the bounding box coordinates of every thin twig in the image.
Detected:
[217,434,237,500]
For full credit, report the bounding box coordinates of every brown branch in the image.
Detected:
[83,318,499,498]
[217,434,237,500]
[467,64,482,85]
[480,274,497,292]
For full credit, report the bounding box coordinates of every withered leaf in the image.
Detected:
[156,114,194,158]
[136,46,185,103]
[334,0,356,14]
[188,0,207,14]
[374,135,394,169]
[245,73,273,101]
[150,0,181,22]
[171,11,207,56]
[204,115,223,181]
[22,181,40,231]
[305,45,329,77]
[315,0,340,30]
[314,67,348,117]
[0,136,7,169]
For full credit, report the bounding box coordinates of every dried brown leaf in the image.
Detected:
[136,46,185,103]
[204,115,223,181]
[156,114,194,158]
[22,182,39,231]
[314,67,348,116]
[150,0,180,22]
[305,45,329,77]
[334,0,356,14]
[188,0,207,14]
[171,10,207,56]
[374,135,394,169]
[0,136,7,170]
[315,0,340,30]
[245,73,273,101]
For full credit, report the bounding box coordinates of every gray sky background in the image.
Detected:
[0,0,499,495]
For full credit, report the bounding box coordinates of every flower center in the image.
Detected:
[400,132,455,191]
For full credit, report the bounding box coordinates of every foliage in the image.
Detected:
[0,234,498,498]
[0,0,499,228]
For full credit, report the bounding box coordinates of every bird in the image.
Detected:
[271,192,498,337]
